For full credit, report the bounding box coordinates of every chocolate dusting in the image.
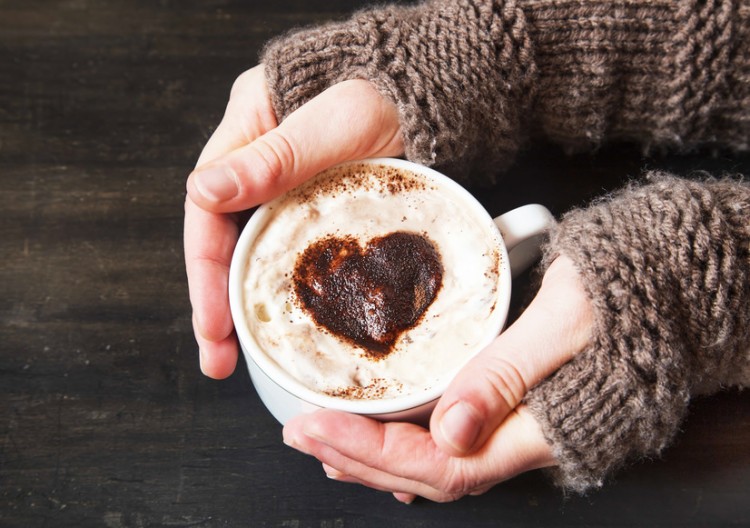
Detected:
[293,232,443,358]
[287,163,431,204]
[324,378,403,400]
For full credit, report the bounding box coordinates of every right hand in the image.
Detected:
[282,256,593,503]
[184,65,404,378]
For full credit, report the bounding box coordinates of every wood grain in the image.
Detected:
[1,1,749,527]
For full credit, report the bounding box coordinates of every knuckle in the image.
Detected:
[435,462,492,502]
[244,130,298,191]
[267,131,298,174]
[469,486,492,497]
[484,356,528,411]
[433,492,463,504]
[435,464,473,499]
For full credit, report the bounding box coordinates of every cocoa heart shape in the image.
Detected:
[293,231,444,358]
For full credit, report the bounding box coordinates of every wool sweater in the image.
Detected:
[261,0,750,492]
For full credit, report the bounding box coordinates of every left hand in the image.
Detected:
[184,66,403,379]
[284,405,551,503]
[283,256,593,503]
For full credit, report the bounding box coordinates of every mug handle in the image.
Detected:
[493,204,556,278]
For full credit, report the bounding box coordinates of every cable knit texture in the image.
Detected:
[526,175,750,492]
[263,0,749,182]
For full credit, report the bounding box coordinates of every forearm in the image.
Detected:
[262,0,750,182]
[526,0,750,154]
[262,0,536,181]
[525,174,750,492]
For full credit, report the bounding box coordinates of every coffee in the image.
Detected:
[239,162,504,400]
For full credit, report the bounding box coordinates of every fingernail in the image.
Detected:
[393,493,416,505]
[324,467,345,480]
[282,428,301,449]
[439,402,482,454]
[193,164,239,202]
[198,347,208,374]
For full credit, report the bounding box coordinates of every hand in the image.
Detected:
[282,256,593,503]
[184,65,404,378]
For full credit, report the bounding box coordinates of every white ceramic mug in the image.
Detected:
[229,158,554,425]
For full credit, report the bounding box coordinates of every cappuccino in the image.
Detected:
[239,162,504,400]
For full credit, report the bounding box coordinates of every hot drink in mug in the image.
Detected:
[229,158,554,424]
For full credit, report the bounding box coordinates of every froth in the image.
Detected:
[242,163,503,400]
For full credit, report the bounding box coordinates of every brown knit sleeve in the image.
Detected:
[525,174,750,493]
[525,0,750,155]
[262,0,749,182]
[261,0,537,181]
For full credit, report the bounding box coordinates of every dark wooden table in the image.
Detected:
[2,1,749,526]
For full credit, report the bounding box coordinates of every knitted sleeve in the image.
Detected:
[262,0,750,182]
[525,174,750,493]
[262,0,536,180]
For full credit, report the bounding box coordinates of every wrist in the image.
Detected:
[262,0,537,179]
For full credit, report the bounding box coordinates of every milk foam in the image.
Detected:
[242,163,504,400]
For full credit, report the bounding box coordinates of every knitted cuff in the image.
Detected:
[525,174,750,493]
[261,0,537,181]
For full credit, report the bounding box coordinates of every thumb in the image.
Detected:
[430,256,593,457]
[186,79,403,213]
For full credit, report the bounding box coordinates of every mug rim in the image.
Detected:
[228,157,512,415]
